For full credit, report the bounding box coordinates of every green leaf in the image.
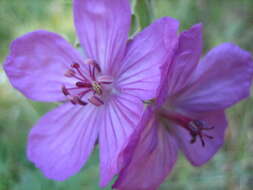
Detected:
[129,14,139,36]
[133,0,153,30]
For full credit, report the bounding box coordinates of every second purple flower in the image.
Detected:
[113,24,253,190]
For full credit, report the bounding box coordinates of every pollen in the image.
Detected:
[92,82,102,95]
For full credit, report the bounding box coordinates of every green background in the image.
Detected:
[0,0,252,189]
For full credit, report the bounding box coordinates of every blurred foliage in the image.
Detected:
[0,0,253,189]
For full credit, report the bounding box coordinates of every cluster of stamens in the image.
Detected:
[187,120,214,146]
[160,111,214,147]
[62,59,113,106]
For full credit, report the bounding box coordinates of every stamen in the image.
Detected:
[62,85,70,96]
[160,111,214,147]
[64,69,76,77]
[85,59,101,73]
[78,89,92,98]
[187,119,215,147]
[76,82,92,88]
[72,62,90,82]
[62,59,113,107]
[72,96,87,106]
[93,62,101,73]
[88,95,104,106]
[86,59,101,80]
[97,75,113,84]
[89,64,94,80]
[66,95,76,105]
[72,63,79,68]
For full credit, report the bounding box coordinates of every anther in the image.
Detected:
[88,95,104,106]
[71,63,80,68]
[67,95,76,105]
[187,120,214,147]
[86,59,101,73]
[76,82,92,88]
[62,85,70,96]
[72,96,87,106]
[93,62,101,73]
[64,69,76,77]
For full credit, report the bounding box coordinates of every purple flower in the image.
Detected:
[113,24,253,190]
[3,0,179,186]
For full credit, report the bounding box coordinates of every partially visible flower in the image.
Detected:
[113,24,253,190]
[3,0,179,186]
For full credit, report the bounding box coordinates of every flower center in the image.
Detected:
[62,59,113,106]
[160,111,214,147]
[92,81,102,95]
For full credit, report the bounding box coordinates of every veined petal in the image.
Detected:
[3,30,84,102]
[27,103,99,181]
[113,108,178,190]
[117,17,179,101]
[167,24,203,96]
[172,110,227,166]
[173,43,253,112]
[98,93,144,187]
[73,0,131,74]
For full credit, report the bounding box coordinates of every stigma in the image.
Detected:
[62,59,113,106]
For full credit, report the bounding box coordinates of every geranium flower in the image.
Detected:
[3,0,179,186]
[113,24,253,190]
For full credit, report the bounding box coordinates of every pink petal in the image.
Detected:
[27,103,99,180]
[117,17,179,101]
[73,0,131,74]
[167,24,203,96]
[4,30,84,102]
[113,108,178,190]
[172,110,227,166]
[98,93,144,187]
[174,43,253,112]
